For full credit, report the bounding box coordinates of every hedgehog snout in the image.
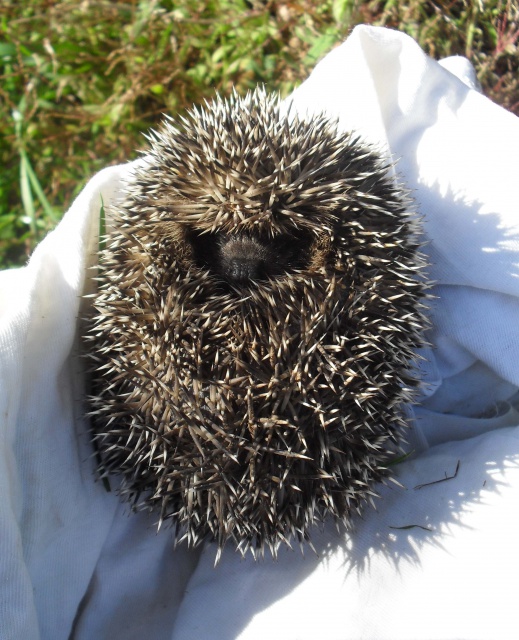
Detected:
[188,228,314,284]
[218,236,270,283]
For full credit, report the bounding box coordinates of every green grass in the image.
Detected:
[1,0,518,268]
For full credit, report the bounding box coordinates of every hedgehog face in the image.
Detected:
[188,230,313,285]
[86,88,427,558]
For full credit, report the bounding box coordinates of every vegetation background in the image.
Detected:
[1,0,518,268]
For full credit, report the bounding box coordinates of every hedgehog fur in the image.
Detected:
[86,87,427,559]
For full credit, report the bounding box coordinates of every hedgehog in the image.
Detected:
[86,87,427,559]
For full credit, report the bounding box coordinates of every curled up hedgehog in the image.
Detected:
[86,87,428,559]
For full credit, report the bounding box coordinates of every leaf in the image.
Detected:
[98,198,106,254]
[386,450,415,466]
[25,154,59,221]
[150,83,165,95]
[332,0,353,24]
[0,42,16,57]
[304,32,336,64]
[19,150,37,236]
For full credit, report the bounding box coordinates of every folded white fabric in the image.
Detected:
[1,24,518,640]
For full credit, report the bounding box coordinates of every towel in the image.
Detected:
[1,25,518,640]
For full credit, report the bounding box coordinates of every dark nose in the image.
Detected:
[218,237,268,283]
[227,256,264,282]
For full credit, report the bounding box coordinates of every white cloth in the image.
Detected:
[1,25,518,639]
